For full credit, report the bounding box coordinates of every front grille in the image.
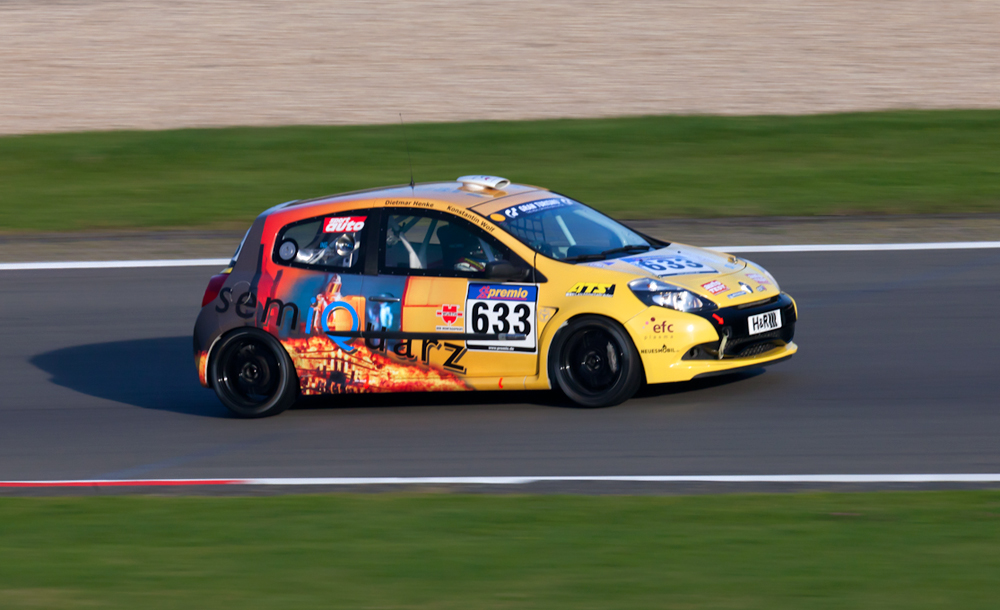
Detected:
[682,339,787,360]
[681,291,796,361]
[723,329,784,353]
[734,340,783,358]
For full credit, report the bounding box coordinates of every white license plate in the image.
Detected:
[748,310,782,335]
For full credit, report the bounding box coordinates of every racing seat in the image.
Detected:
[385,227,423,269]
[437,223,481,270]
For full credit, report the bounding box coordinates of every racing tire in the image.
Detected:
[549,315,643,408]
[210,328,298,418]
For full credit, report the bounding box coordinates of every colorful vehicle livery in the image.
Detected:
[194,176,797,417]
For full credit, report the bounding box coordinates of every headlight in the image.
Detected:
[628,278,717,313]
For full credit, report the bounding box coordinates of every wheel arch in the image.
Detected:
[543,312,646,392]
[207,326,302,395]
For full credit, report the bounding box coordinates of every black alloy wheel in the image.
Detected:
[550,315,643,408]
[210,328,297,418]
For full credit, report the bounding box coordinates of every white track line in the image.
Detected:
[0,241,1000,271]
[234,474,1000,485]
[711,241,1000,253]
[4,474,1000,487]
[2,242,999,271]
[0,258,230,271]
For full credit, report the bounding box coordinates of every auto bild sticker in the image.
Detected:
[465,284,537,352]
[323,216,367,233]
[497,197,573,220]
[566,282,615,297]
[435,304,464,332]
[701,280,728,295]
[621,254,718,277]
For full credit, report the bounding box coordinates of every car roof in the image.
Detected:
[280,181,548,213]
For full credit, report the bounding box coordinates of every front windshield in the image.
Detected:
[488,196,655,262]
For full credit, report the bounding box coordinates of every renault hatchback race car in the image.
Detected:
[194,176,797,417]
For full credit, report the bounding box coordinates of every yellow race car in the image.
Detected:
[194,175,797,417]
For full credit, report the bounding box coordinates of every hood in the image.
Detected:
[581,243,779,304]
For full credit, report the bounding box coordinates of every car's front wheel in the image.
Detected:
[210,328,298,418]
[550,315,643,408]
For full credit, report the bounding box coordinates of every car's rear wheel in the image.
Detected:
[210,328,297,418]
[550,315,642,408]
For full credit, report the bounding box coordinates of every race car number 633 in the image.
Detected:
[465,283,538,352]
[470,301,531,335]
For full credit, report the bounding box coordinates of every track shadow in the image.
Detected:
[633,369,766,400]
[30,336,230,418]
[296,368,767,411]
[294,389,569,411]
[31,336,769,417]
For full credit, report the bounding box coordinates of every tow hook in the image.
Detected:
[717,332,728,359]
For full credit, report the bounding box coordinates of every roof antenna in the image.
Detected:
[399,113,415,193]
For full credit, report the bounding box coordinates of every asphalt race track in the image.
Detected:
[1,250,999,490]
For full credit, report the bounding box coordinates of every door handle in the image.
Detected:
[369,295,400,303]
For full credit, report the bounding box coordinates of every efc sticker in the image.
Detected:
[745,272,771,285]
[622,254,717,277]
[465,283,537,352]
[435,304,464,331]
[498,197,573,220]
[323,216,367,233]
[701,280,728,295]
[566,282,616,297]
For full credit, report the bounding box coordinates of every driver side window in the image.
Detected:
[381,210,513,278]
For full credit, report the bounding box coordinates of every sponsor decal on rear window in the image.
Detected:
[566,282,616,297]
[701,280,728,295]
[323,216,367,233]
[497,197,573,220]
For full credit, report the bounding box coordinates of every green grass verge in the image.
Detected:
[1,492,999,608]
[2,110,1000,231]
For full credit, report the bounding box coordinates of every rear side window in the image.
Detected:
[272,213,368,271]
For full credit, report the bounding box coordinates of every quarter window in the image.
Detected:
[273,213,368,271]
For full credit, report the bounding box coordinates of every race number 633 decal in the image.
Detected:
[465,283,538,353]
[622,254,718,277]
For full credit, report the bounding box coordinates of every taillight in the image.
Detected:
[201,273,229,307]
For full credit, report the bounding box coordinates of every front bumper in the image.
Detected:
[686,293,796,360]
[633,292,798,384]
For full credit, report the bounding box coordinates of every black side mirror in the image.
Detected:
[485,261,531,281]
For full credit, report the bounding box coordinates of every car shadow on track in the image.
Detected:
[294,369,766,411]
[30,336,230,418]
[31,336,767,417]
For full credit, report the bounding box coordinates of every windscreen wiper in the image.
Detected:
[563,243,653,263]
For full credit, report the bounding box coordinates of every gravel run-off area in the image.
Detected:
[2,0,999,135]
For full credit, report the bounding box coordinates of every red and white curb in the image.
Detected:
[4,474,1000,488]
